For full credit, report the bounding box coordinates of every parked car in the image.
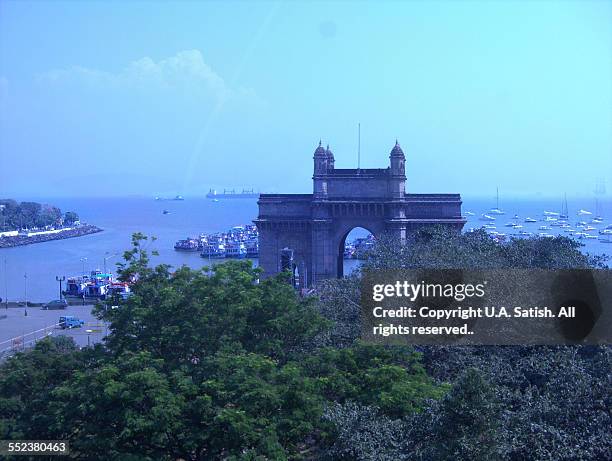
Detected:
[42,299,68,310]
[59,315,84,329]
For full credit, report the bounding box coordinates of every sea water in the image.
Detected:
[0,196,610,302]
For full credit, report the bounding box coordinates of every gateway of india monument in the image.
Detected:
[254,140,465,286]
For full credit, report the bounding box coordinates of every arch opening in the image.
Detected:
[337,226,375,278]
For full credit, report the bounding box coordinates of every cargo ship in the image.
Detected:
[206,188,259,199]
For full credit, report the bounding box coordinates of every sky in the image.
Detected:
[0,0,611,199]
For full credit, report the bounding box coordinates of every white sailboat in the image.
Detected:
[488,187,505,215]
[559,193,569,220]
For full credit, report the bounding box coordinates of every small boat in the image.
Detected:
[599,235,612,243]
[524,217,537,223]
[543,216,558,222]
[212,199,220,203]
[482,224,496,229]
[543,211,559,216]
[539,233,554,238]
[517,231,532,236]
[577,209,592,216]
[580,234,597,240]
[539,225,550,230]
[464,211,475,216]
[162,210,170,215]
[479,214,496,221]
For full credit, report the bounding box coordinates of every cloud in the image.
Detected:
[38,50,253,103]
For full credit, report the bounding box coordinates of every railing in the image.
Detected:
[0,323,60,360]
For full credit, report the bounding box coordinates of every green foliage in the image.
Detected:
[423,368,501,460]
[100,237,329,365]
[362,226,608,270]
[322,402,409,461]
[0,337,89,440]
[304,343,447,418]
[314,229,611,460]
[3,230,607,459]
[63,210,79,225]
[0,199,69,230]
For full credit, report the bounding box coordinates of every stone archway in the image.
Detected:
[254,141,466,286]
[333,221,384,278]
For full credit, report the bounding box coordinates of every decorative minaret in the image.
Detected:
[326,144,335,170]
[313,140,329,199]
[389,140,406,199]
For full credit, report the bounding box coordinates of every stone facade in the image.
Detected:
[254,141,466,285]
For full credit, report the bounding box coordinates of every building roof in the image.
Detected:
[390,140,404,156]
[314,140,326,155]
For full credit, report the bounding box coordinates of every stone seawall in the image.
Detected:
[0,225,102,248]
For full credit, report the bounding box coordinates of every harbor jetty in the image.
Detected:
[0,224,102,249]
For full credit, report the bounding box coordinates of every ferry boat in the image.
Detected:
[65,270,126,299]
[246,239,259,257]
[201,243,226,259]
[343,242,356,258]
[174,238,202,251]
[225,241,247,258]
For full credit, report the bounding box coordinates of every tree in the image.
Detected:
[312,228,611,460]
[63,211,79,225]
[0,337,88,440]
[98,237,329,366]
[422,368,502,461]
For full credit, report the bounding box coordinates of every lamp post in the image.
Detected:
[80,257,87,277]
[55,275,66,300]
[103,253,117,277]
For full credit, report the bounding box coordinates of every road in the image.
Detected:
[0,304,106,356]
